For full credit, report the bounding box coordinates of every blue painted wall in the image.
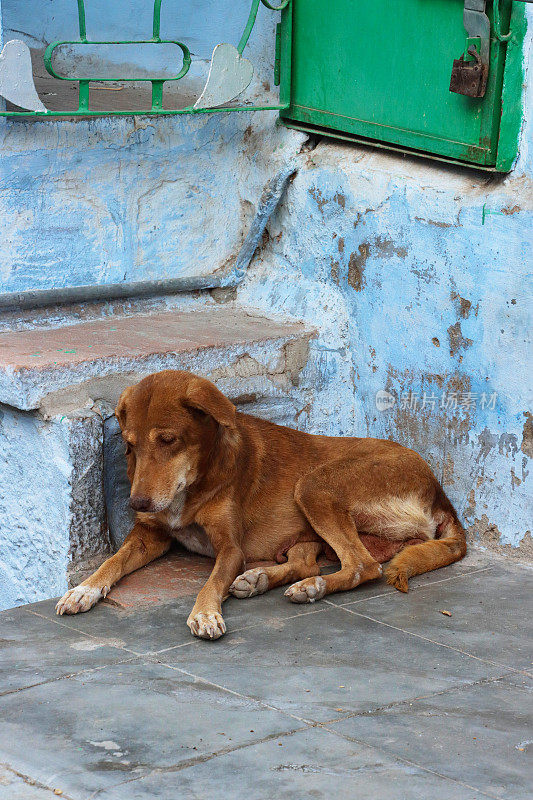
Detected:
[239,142,533,553]
[4,0,275,66]
[0,0,290,297]
[237,7,533,555]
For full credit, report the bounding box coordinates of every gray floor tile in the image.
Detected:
[158,604,502,723]
[100,726,488,800]
[29,596,201,655]
[26,552,493,656]
[30,584,329,655]
[0,606,129,695]
[330,673,533,800]
[1,555,530,799]
[0,659,299,800]
[338,564,533,671]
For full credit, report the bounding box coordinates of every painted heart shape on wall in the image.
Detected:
[194,43,253,109]
[0,39,47,112]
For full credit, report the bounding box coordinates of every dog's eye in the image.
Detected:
[158,433,178,445]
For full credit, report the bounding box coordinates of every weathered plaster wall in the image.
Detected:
[234,6,530,558]
[0,113,302,296]
[238,136,533,557]
[517,6,533,177]
[236,0,533,561]
[0,408,78,607]
[0,0,298,298]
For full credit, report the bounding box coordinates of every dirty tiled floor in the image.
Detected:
[0,549,531,799]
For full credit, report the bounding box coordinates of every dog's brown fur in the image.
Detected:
[56,370,466,639]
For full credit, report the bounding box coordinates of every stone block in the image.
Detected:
[0,406,111,610]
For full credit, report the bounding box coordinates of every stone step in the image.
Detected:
[0,307,314,610]
[0,307,311,412]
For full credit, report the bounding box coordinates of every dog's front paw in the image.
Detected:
[285,575,326,604]
[56,585,107,615]
[187,611,226,640]
[229,568,269,598]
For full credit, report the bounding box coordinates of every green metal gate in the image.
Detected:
[279,0,527,171]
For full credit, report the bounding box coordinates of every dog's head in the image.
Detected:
[115,370,236,513]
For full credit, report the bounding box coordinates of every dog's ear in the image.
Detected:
[115,386,133,429]
[185,378,236,429]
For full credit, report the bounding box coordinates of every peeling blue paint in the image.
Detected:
[0,0,296,299]
[239,134,533,551]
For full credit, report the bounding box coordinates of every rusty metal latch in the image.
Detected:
[449,0,490,98]
[450,44,488,98]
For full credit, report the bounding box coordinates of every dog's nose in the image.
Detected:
[130,495,152,512]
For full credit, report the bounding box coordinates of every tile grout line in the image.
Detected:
[20,563,493,656]
[25,607,198,658]
[24,599,330,658]
[0,762,78,800]
[321,725,505,800]
[86,725,311,799]
[5,563,529,800]
[136,640,198,656]
[134,645,521,745]
[148,655,318,726]
[319,670,515,726]
[147,655,517,739]
[25,604,329,657]
[151,603,332,655]
[334,565,494,607]
[501,677,533,691]
[25,608,138,650]
[90,701,507,800]
[325,602,533,677]
[6,627,514,734]
[0,656,140,699]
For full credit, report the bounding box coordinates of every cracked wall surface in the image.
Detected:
[0,1,304,299]
[0,407,71,607]
[238,126,533,555]
[0,114,302,297]
[0,403,118,607]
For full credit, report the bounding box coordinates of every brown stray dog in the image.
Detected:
[56,370,466,639]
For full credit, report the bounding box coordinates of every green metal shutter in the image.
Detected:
[279,0,527,171]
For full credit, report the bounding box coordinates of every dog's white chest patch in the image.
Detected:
[162,492,186,530]
[161,492,215,558]
[172,525,215,558]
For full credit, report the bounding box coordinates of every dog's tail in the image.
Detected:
[384,509,467,593]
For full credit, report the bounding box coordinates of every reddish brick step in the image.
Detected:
[0,307,311,410]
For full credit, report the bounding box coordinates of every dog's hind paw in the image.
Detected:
[229,568,270,599]
[187,611,226,640]
[285,576,326,604]
[56,585,107,615]
[384,564,409,593]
